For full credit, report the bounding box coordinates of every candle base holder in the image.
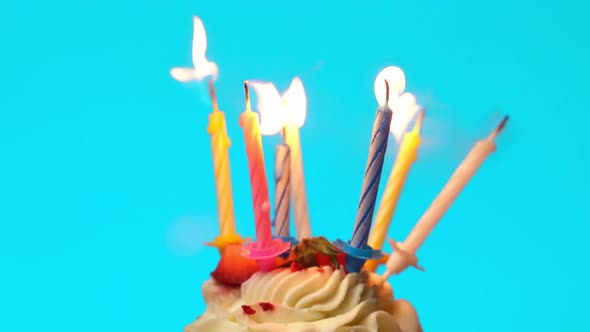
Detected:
[273,236,298,258]
[206,233,249,252]
[382,239,424,279]
[243,238,291,271]
[334,239,383,273]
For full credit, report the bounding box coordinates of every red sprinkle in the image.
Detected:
[259,302,275,311]
[290,261,304,272]
[241,305,256,316]
[318,267,325,273]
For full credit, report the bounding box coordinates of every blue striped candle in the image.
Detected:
[274,143,291,238]
[351,81,393,249]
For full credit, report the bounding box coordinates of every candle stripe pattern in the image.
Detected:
[240,111,272,244]
[274,144,291,237]
[368,131,420,252]
[351,107,393,248]
[207,112,236,237]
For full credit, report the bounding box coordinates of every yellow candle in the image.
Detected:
[206,81,243,249]
[365,110,424,272]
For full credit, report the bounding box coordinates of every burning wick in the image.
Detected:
[209,80,219,112]
[244,80,251,111]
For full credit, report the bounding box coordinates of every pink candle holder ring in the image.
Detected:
[273,236,298,258]
[334,239,383,273]
[242,238,291,271]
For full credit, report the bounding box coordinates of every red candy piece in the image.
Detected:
[290,261,304,272]
[211,244,259,287]
[315,251,347,272]
[241,305,256,316]
[259,302,275,312]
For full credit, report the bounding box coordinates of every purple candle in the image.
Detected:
[351,80,393,249]
[273,143,291,238]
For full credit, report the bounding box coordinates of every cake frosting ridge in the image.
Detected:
[185,266,421,332]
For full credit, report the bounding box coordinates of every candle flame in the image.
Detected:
[282,78,307,127]
[390,92,421,142]
[373,67,421,142]
[374,66,406,106]
[250,77,308,135]
[171,16,219,82]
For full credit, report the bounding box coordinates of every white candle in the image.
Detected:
[283,120,311,239]
[383,116,509,278]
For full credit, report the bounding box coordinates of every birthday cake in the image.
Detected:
[173,15,508,332]
[184,239,422,332]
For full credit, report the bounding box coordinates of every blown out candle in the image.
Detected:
[383,116,509,277]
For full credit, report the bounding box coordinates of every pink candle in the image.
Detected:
[239,81,272,246]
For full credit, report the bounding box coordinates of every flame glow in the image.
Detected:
[373,66,420,141]
[171,16,219,82]
[390,92,421,141]
[282,78,307,127]
[374,66,406,106]
[249,82,286,135]
[250,77,308,135]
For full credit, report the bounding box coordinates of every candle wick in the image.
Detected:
[384,79,390,104]
[414,108,426,133]
[244,80,252,112]
[208,79,219,113]
[489,115,509,140]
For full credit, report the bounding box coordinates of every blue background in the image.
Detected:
[1,0,588,331]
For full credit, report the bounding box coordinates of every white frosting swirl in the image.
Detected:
[185,266,421,332]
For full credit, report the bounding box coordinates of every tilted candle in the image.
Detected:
[383,116,509,278]
[337,80,394,273]
[239,82,272,246]
[365,110,424,272]
[274,143,291,238]
[205,81,244,249]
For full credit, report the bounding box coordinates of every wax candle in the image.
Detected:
[274,143,291,238]
[248,78,310,240]
[383,116,509,278]
[351,80,394,249]
[239,81,272,246]
[365,110,424,272]
[205,81,241,247]
[282,78,311,239]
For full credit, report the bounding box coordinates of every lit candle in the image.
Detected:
[336,80,395,273]
[365,109,424,272]
[351,81,394,248]
[249,78,311,240]
[170,17,242,250]
[241,82,291,271]
[239,82,272,246]
[273,143,291,238]
[282,78,311,239]
[205,81,244,248]
[383,116,509,278]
